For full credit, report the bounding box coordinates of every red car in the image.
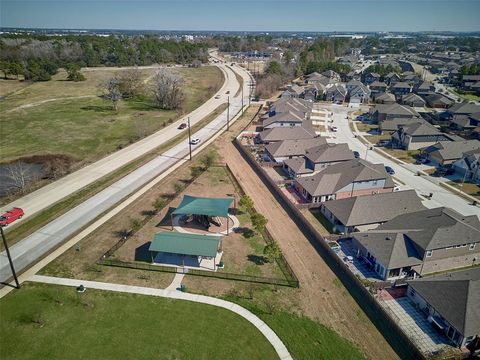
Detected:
[177,123,187,130]
[0,207,24,227]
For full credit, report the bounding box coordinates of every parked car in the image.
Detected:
[190,138,201,145]
[329,125,338,132]
[385,166,395,175]
[435,167,454,177]
[415,156,428,164]
[353,151,360,159]
[0,207,24,227]
[177,123,187,130]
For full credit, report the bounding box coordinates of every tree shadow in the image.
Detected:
[155,206,176,227]
[247,254,267,265]
[141,209,156,217]
[135,242,151,262]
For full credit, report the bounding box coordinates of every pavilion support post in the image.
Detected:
[171,213,173,231]
[227,216,229,235]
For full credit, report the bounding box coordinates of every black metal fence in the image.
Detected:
[233,138,425,360]
[99,258,299,287]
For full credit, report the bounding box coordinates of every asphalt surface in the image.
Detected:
[321,103,480,217]
[0,60,252,283]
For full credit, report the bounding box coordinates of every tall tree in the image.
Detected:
[151,69,185,110]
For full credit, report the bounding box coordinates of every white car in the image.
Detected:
[329,125,338,132]
[190,138,201,145]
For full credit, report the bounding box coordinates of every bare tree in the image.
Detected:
[100,78,122,111]
[5,162,38,195]
[151,69,185,110]
[116,68,144,98]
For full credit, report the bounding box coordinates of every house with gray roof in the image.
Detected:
[401,93,426,108]
[384,72,402,86]
[424,93,453,109]
[321,70,341,82]
[391,121,455,150]
[421,139,480,166]
[294,159,394,204]
[443,102,480,119]
[363,72,381,85]
[373,92,396,104]
[281,84,304,99]
[351,207,480,281]
[257,126,316,144]
[320,190,425,234]
[283,143,355,178]
[369,81,387,96]
[414,81,435,96]
[452,149,480,184]
[391,82,412,98]
[348,83,371,104]
[371,103,419,123]
[379,117,424,134]
[264,137,326,163]
[325,84,347,103]
[407,267,480,348]
[262,110,306,129]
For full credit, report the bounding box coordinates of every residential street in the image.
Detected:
[1,63,235,225]
[321,103,480,217]
[0,63,252,283]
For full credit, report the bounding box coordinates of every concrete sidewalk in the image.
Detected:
[29,275,292,360]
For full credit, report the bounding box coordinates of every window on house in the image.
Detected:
[461,244,467,248]
[470,243,476,250]
[426,250,433,257]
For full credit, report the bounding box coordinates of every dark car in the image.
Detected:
[178,123,187,130]
[353,151,360,159]
[385,166,395,175]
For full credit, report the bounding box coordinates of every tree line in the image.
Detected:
[0,34,209,81]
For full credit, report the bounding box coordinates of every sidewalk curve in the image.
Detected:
[29,275,292,360]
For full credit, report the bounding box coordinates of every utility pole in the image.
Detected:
[227,96,230,130]
[1,227,20,289]
[187,117,192,160]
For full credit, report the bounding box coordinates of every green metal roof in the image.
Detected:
[172,195,233,218]
[149,232,221,258]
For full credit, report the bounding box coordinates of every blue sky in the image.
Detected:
[1,0,480,32]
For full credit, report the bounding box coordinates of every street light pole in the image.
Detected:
[227,96,230,131]
[187,117,192,160]
[0,227,20,289]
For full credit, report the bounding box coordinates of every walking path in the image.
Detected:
[165,272,185,291]
[29,274,292,360]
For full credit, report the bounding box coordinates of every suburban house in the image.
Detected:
[322,69,341,82]
[269,98,313,119]
[346,79,363,93]
[262,110,306,129]
[414,81,436,96]
[421,139,480,166]
[373,92,397,104]
[401,93,426,108]
[351,207,480,281]
[403,72,421,86]
[384,72,402,86]
[281,84,304,99]
[258,126,316,144]
[305,72,338,88]
[320,190,425,234]
[349,83,371,104]
[284,143,354,178]
[369,81,388,96]
[325,84,347,103]
[450,114,479,132]
[371,103,420,123]
[452,149,480,184]
[424,93,453,109]
[303,84,323,101]
[379,117,424,134]
[264,137,326,163]
[442,102,480,120]
[407,268,480,348]
[391,121,455,150]
[391,82,412,98]
[461,75,480,93]
[294,159,394,204]
[363,72,381,85]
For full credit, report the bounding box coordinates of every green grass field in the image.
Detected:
[0,283,278,360]
[0,66,223,163]
[229,296,366,360]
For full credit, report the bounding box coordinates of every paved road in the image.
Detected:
[320,103,480,217]
[0,63,252,283]
[1,63,235,225]
[29,275,292,360]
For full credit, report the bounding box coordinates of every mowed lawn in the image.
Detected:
[0,66,223,163]
[0,283,278,360]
